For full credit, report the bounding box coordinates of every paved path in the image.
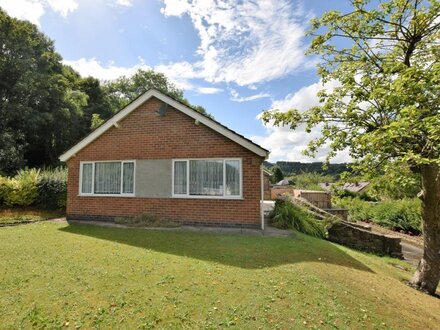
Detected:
[400,241,423,266]
[360,221,423,266]
[66,219,293,237]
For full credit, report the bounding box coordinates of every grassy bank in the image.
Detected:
[0,222,438,329]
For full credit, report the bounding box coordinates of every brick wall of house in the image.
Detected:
[66,97,265,228]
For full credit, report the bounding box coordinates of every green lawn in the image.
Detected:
[0,208,64,225]
[0,223,439,329]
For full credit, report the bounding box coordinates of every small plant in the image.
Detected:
[114,214,180,228]
[269,199,327,238]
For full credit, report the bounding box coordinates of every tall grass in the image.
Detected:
[269,199,327,238]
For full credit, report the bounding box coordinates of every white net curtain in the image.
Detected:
[174,161,187,194]
[81,163,93,194]
[81,161,134,195]
[122,162,134,194]
[225,160,240,196]
[94,162,121,194]
[174,159,241,197]
[189,160,223,196]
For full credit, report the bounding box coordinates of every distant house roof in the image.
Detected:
[59,88,269,162]
[276,179,291,186]
[319,182,370,193]
[343,182,370,193]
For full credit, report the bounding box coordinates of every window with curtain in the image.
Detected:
[81,163,93,194]
[122,162,134,194]
[173,161,187,195]
[225,160,240,196]
[80,161,135,195]
[173,159,241,197]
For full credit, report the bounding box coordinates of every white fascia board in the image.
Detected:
[59,89,269,162]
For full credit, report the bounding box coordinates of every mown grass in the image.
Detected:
[0,208,64,225]
[0,222,439,329]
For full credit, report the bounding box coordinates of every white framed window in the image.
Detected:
[79,160,135,196]
[172,158,242,199]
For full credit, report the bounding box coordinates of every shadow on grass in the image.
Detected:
[59,223,374,272]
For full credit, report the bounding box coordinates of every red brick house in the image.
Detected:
[59,89,270,229]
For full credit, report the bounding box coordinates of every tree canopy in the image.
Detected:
[0,9,87,172]
[263,0,440,294]
[271,166,285,184]
[0,9,207,175]
[103,69,210,117]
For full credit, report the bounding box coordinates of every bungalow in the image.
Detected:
[59,89,270,229]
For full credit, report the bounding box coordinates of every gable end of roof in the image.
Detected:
[59,89,269,162]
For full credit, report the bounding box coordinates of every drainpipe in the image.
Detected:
[260,165,265,231]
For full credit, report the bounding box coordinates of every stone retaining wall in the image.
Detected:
[323,208,348,221]
[328,221,402,258]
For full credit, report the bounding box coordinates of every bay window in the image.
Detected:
[80,161,135,196]
[173,159,242,198]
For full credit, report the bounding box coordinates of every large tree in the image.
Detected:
[0,9,135,174]
[263,0,440,294]
[0,9,91,173]
[103,69,210,117]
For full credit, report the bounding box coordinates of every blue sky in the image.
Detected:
[0,0,352,162]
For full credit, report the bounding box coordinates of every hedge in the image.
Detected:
[0,168,67,210]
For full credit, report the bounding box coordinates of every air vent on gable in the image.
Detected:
[157,103,168,116]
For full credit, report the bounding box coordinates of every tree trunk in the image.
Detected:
[409,165,440,295]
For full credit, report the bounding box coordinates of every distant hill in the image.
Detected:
[264,161,350,177]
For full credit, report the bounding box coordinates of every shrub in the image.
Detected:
[333,197,422,234]
[2,168,40,207]
[333,197,375,222]
[0,167,67,210]
[0,176,8,205]
[36,179,67,210]
[36,168,67,210]
[334,189,377,202]
[293,172,335,191]
[373,199,422,234]
[269,199,327,238]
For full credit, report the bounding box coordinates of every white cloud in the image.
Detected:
[252,79,351,163]
[230,89,271,103]
[0,0,78,25]
[160,0,311,86]
[46,0,78,17]
[195,87,222,94]
[0,0,45,25]
[115,0,132,7]
[63,58,150,81]
[63,57,222,94]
